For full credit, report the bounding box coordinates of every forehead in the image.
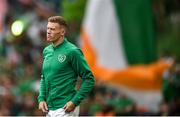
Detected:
[47,22,60,28]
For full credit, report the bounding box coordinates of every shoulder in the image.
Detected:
[65,41,83,55]
[65,44,83,59]
[69,48,83,56]
[67,43,82,54]
[65,41,78,50]
[68,49,84,63]
[42,44,53,56]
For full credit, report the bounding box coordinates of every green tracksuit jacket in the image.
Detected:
[38,38,95,110]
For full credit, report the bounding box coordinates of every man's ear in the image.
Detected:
[60,28,65,35]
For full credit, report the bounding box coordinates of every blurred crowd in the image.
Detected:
[0,0,180,116]
[160,58,180,116]
[0,0,58,116]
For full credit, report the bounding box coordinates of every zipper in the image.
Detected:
[48,46,55,108]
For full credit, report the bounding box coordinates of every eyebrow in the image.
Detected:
[47,26,56,29]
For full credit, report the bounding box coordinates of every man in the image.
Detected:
[38,16,95,116]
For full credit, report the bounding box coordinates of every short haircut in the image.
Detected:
[48,16,68,30]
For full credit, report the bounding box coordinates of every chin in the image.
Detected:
[47,38,52,42]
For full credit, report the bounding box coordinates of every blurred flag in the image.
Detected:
[80,0,171,111]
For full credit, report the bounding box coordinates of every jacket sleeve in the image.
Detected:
[70,49,95,106]
[37,49,46,103]
[37,74,46,103]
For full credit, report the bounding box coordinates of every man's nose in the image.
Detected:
[47,30,51,34]
[47,29,51,33]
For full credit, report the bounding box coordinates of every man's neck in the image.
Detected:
[53,36,64,47]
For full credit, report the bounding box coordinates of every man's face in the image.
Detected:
[46,22,65,42]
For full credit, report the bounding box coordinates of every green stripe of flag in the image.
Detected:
[113,0,157,64]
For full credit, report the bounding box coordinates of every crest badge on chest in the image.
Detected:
[58,54,66,63]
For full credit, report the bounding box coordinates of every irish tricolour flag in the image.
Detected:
[80,0,171,112]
